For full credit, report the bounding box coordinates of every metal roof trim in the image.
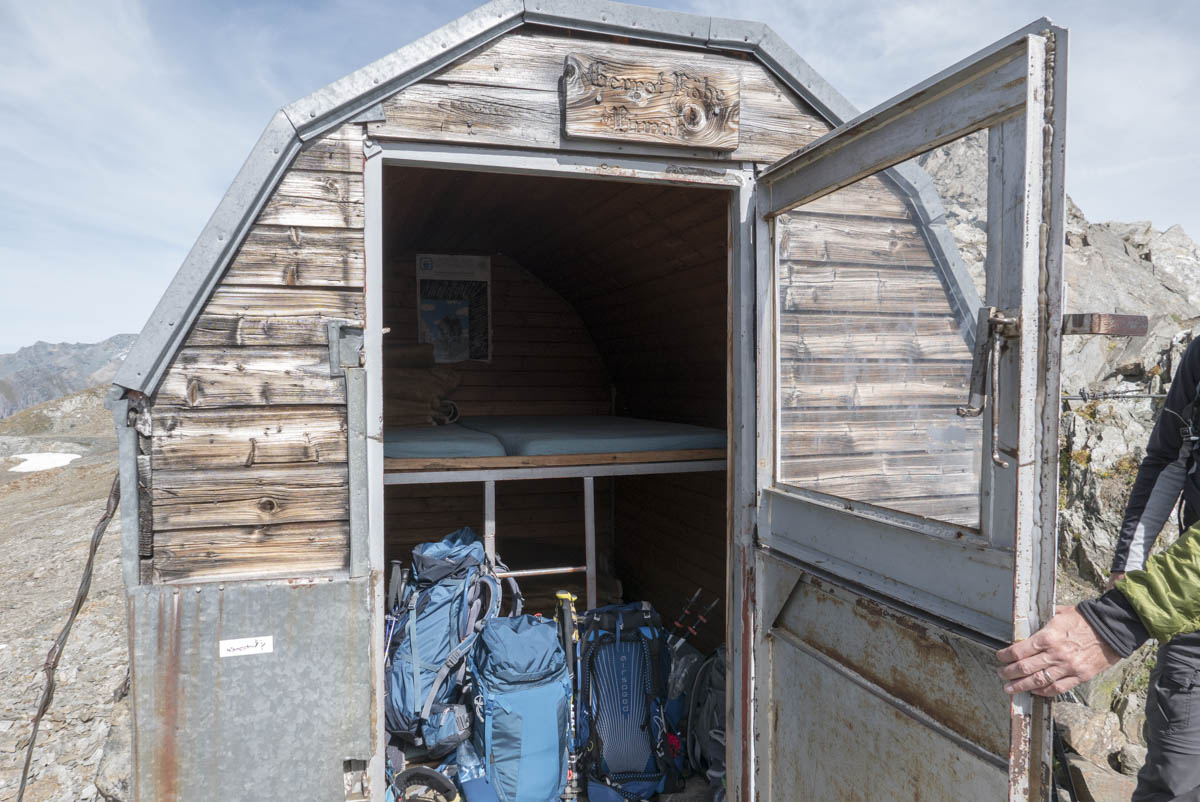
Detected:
[284,0,525,142]
[111,0,990,396]
[523,0,713,47]
[112,110,301,393]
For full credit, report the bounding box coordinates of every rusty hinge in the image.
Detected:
[1061,313,1148,336]
[957,307,1020,468]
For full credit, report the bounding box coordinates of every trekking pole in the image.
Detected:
[669,588,702,642]
[555,590,583,801]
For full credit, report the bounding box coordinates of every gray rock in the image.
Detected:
[1065,753,1138,802]
[0,334,135,419]
[1118,743,1148,776]
[1055,701,1124,766]
[95,698,129,802]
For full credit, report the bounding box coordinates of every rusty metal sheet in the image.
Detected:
[765,569,1008,800]
[128,577,373,801]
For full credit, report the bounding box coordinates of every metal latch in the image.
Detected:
[327,320,365,378]
[957,307,1020,468]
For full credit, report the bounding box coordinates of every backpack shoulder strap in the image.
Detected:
[419,575,501,723]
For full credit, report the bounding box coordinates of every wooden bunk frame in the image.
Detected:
[383,449,727,607]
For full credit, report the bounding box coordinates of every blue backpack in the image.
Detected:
[385,527,515,757]
[577,602,684,801]
[456,615,571,802]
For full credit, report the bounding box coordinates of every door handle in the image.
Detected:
[957,307,1020,468]
[1061,313,1148,336]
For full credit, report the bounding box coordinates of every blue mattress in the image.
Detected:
[457,416,726,457]
[383,424,507,459]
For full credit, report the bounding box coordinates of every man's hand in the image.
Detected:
[995,605,1122,696]
[1106,571,1126,591]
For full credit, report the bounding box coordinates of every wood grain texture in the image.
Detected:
[778,313,970,361]
[614,472,726,654]
[384,254,612,422]
[383,448,724,472]
[186,315,332,347]
[151,464,348,531]
[781,407,981,456]
[562,53,740,150]
[156,347,345,408]
[779,451,979,500]
[779,361,972,408]
[205,286,364,321]
[153,521,349,583]
[372,31,827,162]
[223,226,365,287]
[151,406,348,470]
[778,214,935,266]
[258,169,364,229]
[796,175,911,220]
[778,266,951,314]
[291,124,362,173]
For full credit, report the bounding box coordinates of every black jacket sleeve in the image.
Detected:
[1111,338,1200,573]
[1076,589,1150,658]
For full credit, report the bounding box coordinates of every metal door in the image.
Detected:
[748,21,1066,801]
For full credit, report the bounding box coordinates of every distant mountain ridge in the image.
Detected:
[0,334,136,418]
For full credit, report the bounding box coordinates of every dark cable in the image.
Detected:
[16,473,120,802]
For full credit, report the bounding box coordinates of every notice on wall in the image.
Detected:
[561,53,740,151]
[417,254,491,363]
[219,635,274,658]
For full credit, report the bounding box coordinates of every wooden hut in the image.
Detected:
[109,2,1073,798]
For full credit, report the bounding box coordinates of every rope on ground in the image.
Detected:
[16,472,121,802]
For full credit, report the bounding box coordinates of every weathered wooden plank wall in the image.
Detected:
[146,123,364,583]
[369,31,824,163]
[774,193,981,526]
[383,253,612,421]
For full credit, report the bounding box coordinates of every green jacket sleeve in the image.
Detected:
[1117,521,1200,642]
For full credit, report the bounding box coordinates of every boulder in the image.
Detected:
[1065,754,1138,802]
[1118,743,1148,777]
[1054,701,1124,766]
[94,698,130,802]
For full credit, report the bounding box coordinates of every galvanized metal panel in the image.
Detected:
[129,578,373,801]
[764,570,1008,801]
[764,488,1013,640]
[524,0,712,46]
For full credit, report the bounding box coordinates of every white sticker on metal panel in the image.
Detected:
[219,636,273,658]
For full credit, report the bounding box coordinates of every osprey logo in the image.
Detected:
[618,652,631,716]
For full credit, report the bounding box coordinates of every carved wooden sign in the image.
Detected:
[562,53,740,150]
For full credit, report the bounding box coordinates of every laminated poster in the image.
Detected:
[416,254,491,363]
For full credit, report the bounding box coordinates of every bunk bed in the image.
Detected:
[383,416,727,607]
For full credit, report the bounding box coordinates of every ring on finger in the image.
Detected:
[1040,668,1053,687]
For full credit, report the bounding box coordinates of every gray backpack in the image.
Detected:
[687,646,726,802]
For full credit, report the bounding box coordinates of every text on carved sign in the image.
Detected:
[562,54,740,150]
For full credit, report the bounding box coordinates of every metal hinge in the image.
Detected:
[957,307,1020,468]
[1061,313,1148,336]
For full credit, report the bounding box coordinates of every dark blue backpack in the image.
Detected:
[455,614,571,802]
[385,527,511,757]
[577,602,684,801]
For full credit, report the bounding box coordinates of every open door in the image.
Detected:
[750,22,1066,800]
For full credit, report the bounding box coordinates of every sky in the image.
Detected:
[0,0,1197,353]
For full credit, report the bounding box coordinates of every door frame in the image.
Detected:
[360,141,760,800]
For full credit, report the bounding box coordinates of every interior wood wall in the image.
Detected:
[146,124,364,583]
[383,253,612,421]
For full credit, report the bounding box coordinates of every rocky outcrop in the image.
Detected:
[0,335,135,419]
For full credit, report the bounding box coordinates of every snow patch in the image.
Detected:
[9,452,81,472]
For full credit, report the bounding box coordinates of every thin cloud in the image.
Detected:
[0,0,1196,352]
